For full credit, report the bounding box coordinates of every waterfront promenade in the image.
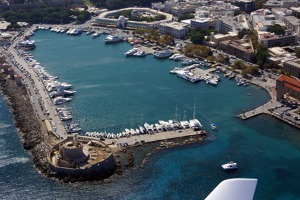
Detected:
[2,29,68,139]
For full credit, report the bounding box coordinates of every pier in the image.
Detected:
[104,128,205,147]
[237,100,281,120]
[192,67,217,77]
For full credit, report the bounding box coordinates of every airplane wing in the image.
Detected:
[205,178,258,200]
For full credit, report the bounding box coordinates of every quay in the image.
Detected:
[2,27,68,140]
[237,100,281,120]
[104,128,205,147]
[192,67,217,77]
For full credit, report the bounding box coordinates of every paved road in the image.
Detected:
[3,30,68,139]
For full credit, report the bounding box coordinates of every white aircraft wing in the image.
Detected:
[205,178,258,200]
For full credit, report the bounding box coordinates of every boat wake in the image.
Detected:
[101,57,124,64]
[76,83,118,89]
[0,123,13,130]
[0,157,30,168]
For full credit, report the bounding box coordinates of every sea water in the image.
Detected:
[0,30,299,199]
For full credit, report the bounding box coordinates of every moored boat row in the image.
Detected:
[85,118,203,139]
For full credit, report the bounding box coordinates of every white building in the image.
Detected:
[158,22,189,39]
[190,18,211,29]
[215,14,250,34]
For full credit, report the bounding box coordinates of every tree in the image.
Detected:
[268,24,285,36]
[207,56,216,62]
[158,35,174,45]
[178,13,194,21]
[254,44,269,67]
[188,28,217,45]
[233,60,244,69]
[295,47,300,58]
[183,44,212,58]
[241,68,249,77]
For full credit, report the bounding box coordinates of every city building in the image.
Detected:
[264,0,298,8]
[282,16,300,36]
[94,8,173,29]
[290,7,300,18]
[219,39,254,61]
[171,3,197,16]
[158,22,189,39]
[209,32,238,46]
[283,58,300,78]
[272,8,293,21]
[258,32,297,47]
[276,75,300,100]
[190,18,210,29]
[234,0,255,13]
[215,14,250,34]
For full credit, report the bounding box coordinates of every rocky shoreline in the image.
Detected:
[0,72,55,176]
[0,60,207,183]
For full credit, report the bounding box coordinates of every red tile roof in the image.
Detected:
[277,75,300,88]
[285,83,300,93]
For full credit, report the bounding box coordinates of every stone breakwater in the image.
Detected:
[0,74,54,176]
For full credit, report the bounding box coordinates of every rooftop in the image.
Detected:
[277,75,300,89]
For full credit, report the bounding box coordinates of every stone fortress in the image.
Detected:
[47,135,116,179]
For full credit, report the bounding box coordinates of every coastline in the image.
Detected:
[0,73,54,176]
[0,57,208,182]
[0,23,298,183]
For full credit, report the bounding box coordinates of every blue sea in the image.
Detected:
[0,30,300,199]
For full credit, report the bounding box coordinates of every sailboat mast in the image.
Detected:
[193,97,196,119]
[175,103,178,121]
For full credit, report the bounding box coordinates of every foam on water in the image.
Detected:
[0,157,30,168]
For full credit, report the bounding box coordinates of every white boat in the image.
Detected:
[18,40,35,48]
[130,128,136,135]
[92,32,100,38]
[133,50,147,57]
[68,28,82,35]
[135,128,141,134]
[169,53,181,59]
[181,59,198,65]
[222,161,238,170]
[125,48,138,56]
[189,119,202,130]
[154,49,173,58]
[53,97,72,105]
[176,70,202,83]
[49,90,76,98]
[125,129,130,135]
[139,126,146,134]
[104,35,124,43]
[173,55,185,61]
[207,78,218,86]
[180,121,190,129]
[144,123,152,133]
[211,123,218,129]
[170,67,181,74]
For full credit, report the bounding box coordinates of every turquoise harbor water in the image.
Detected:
[0,30,300,199]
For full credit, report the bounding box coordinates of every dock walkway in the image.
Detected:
[238,100,281,120]
[104,128,204,146]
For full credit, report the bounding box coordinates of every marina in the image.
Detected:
[1,24,300,199]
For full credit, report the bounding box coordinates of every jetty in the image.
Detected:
[104,128,205,146]
[237,100,281,120]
